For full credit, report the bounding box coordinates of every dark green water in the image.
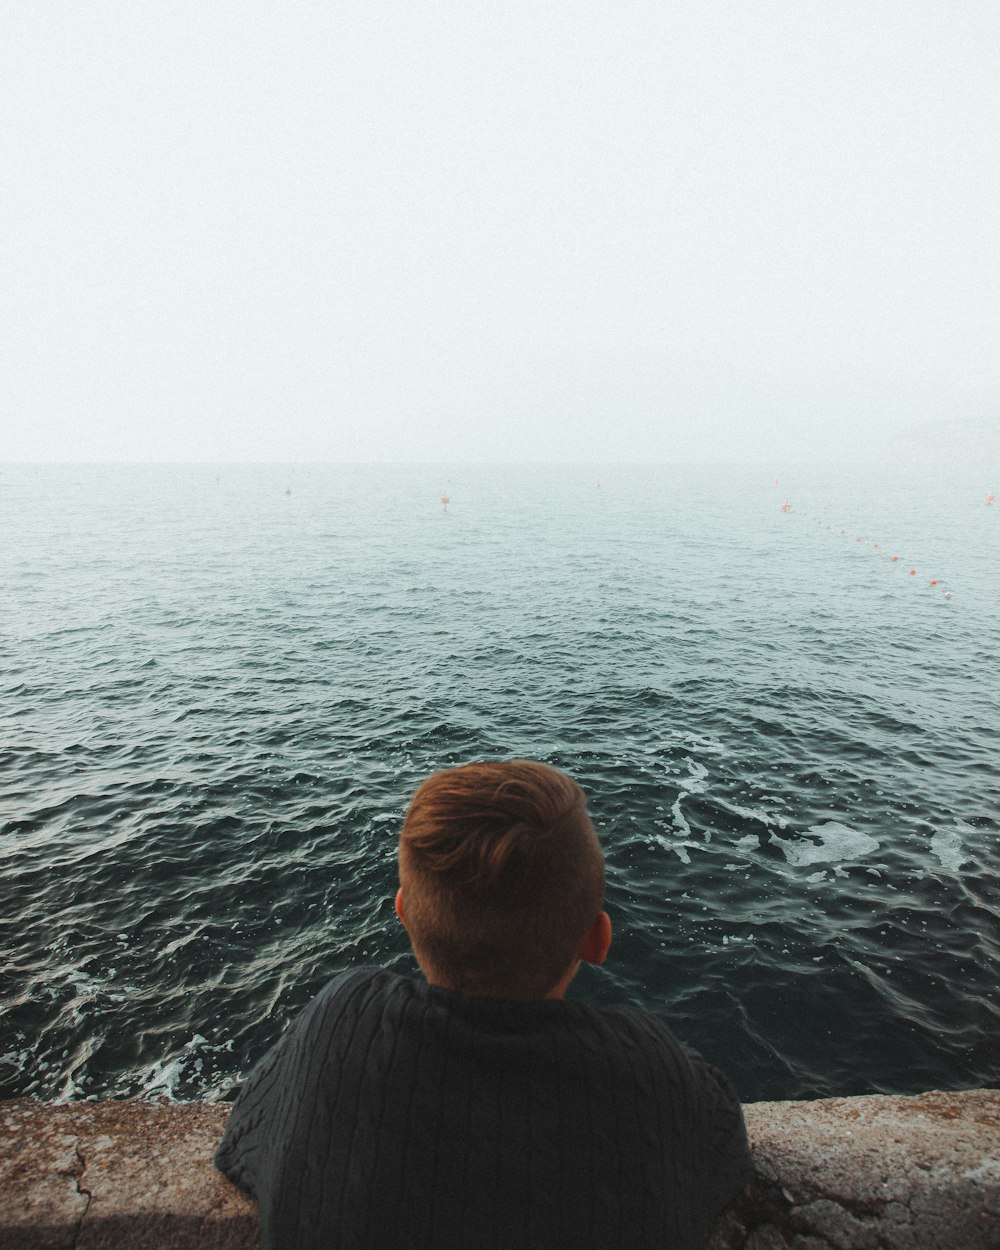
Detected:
[1,462,997,1102]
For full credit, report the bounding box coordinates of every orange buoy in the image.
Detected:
[891,555,899,562]
[930,579,938,585]
[909,569,916,575]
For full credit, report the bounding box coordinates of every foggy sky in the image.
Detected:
[3,2,999,463]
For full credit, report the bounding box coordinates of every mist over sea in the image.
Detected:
[2,461,997,1104]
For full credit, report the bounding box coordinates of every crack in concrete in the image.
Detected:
[1,1095,993,1250]
[70,1142,92,1250]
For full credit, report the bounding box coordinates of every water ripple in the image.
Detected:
[1,462,997,1102]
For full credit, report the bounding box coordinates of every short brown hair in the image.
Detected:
[398,760,604,999]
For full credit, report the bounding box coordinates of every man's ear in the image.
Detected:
[394,887,407,929]
[578,911,612,966]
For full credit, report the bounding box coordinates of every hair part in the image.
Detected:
[398,760,604,999]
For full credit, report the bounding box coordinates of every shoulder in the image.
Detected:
[228,967,419,1099]
[576,1001,742,1105]
[214,967,422,1186]
[569,998,688,1051]
[288,966,422,1041]
[586,999,700,1059]
[593,1001,751,1172]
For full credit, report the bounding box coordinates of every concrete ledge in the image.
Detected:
[1,1090,997,1249]
[0,1101,255,1249]
[712,1089,999,1250]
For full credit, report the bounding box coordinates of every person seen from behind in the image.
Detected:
[216,759,753,1248]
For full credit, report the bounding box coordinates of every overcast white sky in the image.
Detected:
[3,2,999,463]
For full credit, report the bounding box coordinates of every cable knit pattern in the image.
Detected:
[215,968,751,1250]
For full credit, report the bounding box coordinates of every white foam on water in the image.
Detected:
[670,794,692,837]
[735,833,760,851]
[780,821,880,874]
[65,969,97,986]
[678,759,709,794]
[721,799,790,830]
[677,734,725,756]
[142,1033,209,1101]
[929,824,970,872]
[653,832,692,863]
[671,757,710,840]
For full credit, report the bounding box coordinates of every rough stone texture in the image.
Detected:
[710,1089,1000,1249]
[1,1090,997,1249]
[0,1101,257,1250]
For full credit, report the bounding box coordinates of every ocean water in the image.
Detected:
[1,461,997,1105]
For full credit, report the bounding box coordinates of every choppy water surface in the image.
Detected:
[1,462,997,1103]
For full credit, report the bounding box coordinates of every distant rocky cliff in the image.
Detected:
[884,417,1000,464]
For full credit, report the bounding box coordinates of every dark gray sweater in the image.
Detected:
[215,967,751,1250]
